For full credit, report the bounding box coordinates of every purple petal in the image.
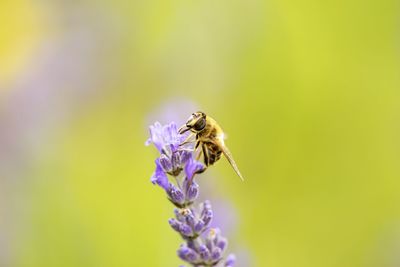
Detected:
[216,237,228,252]
[150,159,169,190]
[179,223,193,237]
[147,122,164,151]
[185,212,196,227]
[184,157,204,180]
[177,246,190,260]
[159,154,172,172]
[144,138,152,146]
[211,247,222,262]
[177,246,199,263]
[168,218,181,233]
[171,151,181,169]
[194,219,205,234]
[225,254,236,267]
[202,209,213,227]
[198,245,211,261]
[167,183,185,205]
[174,208,186,222]
[180,150,192,164]
[146,122,184,152]
[185,182,199,202]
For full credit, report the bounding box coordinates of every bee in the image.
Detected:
[178,111,244,181]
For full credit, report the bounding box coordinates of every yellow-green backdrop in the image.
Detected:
[1,0,399,267]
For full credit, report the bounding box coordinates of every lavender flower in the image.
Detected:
[146,121,236,266]
[146,122,191,179]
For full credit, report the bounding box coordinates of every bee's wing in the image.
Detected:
[217,139,244,181]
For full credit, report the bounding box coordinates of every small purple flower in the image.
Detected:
[169,218,182,232]
[217,237,228,251]
[167,183,185,205]
[179,223,194,237]
[146,122,194,179]
[183,179,199,202]
[145,122,183,152]
[185,211,196,227]
[184,157,205,180]
[194,220,205,234]
[150,159,169,190]
[198,245,211,261]
[225,254,236,267]
[178,246,200,264]
[201,201,213,227]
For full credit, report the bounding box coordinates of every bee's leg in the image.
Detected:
[179,133,195,146]
[194,141,202,160]
[195,166,207,175]
[192,144,209,175]
[179,148,195,153]
[202,143,209,166]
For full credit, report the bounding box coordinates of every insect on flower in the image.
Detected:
[146,120,238,266]
[178,112,244,181]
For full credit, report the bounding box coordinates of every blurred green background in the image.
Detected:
[1,0,400,267]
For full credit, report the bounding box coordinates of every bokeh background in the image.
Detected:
[1,0,400,267]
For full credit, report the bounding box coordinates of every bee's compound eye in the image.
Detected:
[193,117,206,131]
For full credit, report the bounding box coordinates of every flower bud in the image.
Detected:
[171,151,181,169]
[174,208,185,222]
[168,218,181,232]
[202,209,213,226]
[159,154,172,172]
[225,254,236,267]
[201,200,212,216]
[180,150,192,165]
[211,247,222,262]
[168,184,185,205]
[179,223,193,237]
[194,219,205,234]
[198,245,211,261]
[185,182,199,202]
[177,246,199,263]
[185,212,196,227]
[216,237,228,252]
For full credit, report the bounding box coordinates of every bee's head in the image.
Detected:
[179,111,206,134]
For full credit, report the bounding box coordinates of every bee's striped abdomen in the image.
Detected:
[205,142,222,166]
